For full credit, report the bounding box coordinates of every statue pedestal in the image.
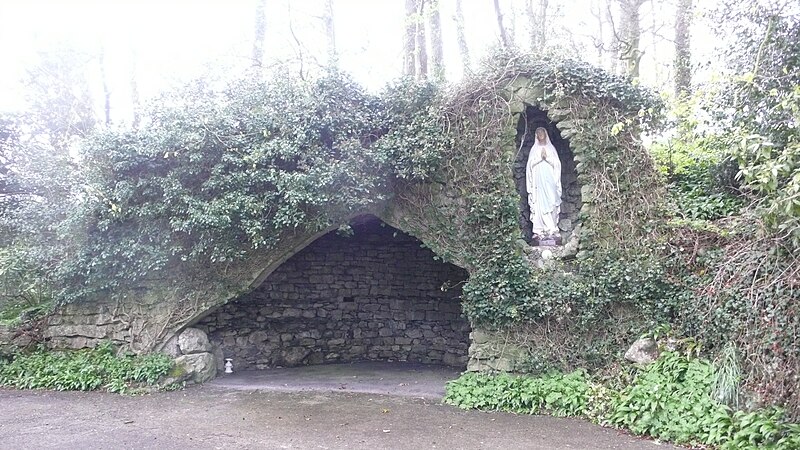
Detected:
[534,236,561,247]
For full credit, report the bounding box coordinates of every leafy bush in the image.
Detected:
[444,370,592,417]
[446,352,800,449]
[608,352,731,445]
[650,139,743,221]
[609,352,799,448]
[736,127,800,247]
[0,246,52,326]
[0,341,173,393]
[669,165,743,221]
[725,409,800,450]
[49,70,452,303]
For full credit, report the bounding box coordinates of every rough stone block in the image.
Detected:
[174,352,216,384]
[284,308,302,318]
[624,338,659,365]
[281,347,311,366]
[248,331,269,344]
[470,329,492,344]
[378,327,392,337]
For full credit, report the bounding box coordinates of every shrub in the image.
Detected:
[446,352,800,449]
[608,352,732,445]
[444,370,592,417]
[0,341,173,393]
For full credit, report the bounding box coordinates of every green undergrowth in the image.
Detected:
[0,341,175,393]
[445,352,799,449]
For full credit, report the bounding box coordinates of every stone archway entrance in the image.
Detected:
[196,215,471,371]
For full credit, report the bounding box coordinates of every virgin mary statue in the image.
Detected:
[526,127,562,238]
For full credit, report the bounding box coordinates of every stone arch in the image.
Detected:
[513,105,581,245]
[43,206,474,357]
[190,213,471,371]
[502,76,599,258]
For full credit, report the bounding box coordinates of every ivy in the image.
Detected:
[58,71,450,302]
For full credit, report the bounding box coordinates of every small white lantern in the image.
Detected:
[224,358,234,374]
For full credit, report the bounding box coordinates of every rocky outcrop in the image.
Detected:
[174,352,216,384]
[0,322,43,356]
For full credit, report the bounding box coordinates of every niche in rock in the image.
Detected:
[514,105,581,245]
[197,215,471,370]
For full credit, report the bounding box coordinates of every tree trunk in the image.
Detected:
[618,0,645,79]
[98,46,111,126]
[428,0,444,81]
[493,0,510,47]
[538,0,548,49]
[606,2,619,74]
[403,0,417,77]
[508,1,517,44]
[415,0,428,80]
[454,0,470,73]
[323,0,337,64]
[526,0,549,49]
[674,0,692,98]
[589,0,605,66]
[252,0,267,67]
[130,47,141,129]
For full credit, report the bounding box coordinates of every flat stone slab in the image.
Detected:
[210,361,463,399]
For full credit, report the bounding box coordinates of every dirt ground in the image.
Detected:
[0,363,677,450]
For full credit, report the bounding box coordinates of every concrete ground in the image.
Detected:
[0,362,678,450]
[211,361,461,399]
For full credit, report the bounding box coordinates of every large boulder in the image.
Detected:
[624,337,659,365]
[174,352,216,384]
[178,328,212,355]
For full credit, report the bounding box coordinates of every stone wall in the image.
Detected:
[467,329,529,373]
[44,302,130,349]
[197,217,471,370]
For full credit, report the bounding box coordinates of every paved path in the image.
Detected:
[0,363,678,449]
[211,361,461,399]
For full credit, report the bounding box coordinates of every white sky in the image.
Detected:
[0,0,724,123]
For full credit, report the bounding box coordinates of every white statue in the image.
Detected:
[525,127,562,239]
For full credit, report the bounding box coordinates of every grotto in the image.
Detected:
[195,215,471,370]
[23,52,662,383]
